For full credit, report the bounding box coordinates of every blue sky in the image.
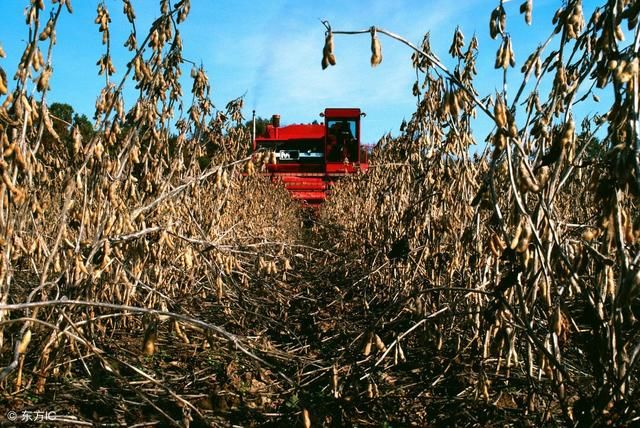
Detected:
[0,0,605,145]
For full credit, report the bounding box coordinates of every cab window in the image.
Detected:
[326,119,358,162]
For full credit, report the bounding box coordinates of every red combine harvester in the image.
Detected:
[253,108,368,206]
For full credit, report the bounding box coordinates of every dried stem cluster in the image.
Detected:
[319,0,639,425]
[0,1,307,425]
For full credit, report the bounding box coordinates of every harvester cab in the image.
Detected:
[252,108,368,206]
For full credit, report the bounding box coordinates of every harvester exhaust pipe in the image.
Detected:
[271,114,280,128]
[252,109,256,151]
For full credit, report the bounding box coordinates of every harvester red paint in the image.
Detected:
[253,108,368,206]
